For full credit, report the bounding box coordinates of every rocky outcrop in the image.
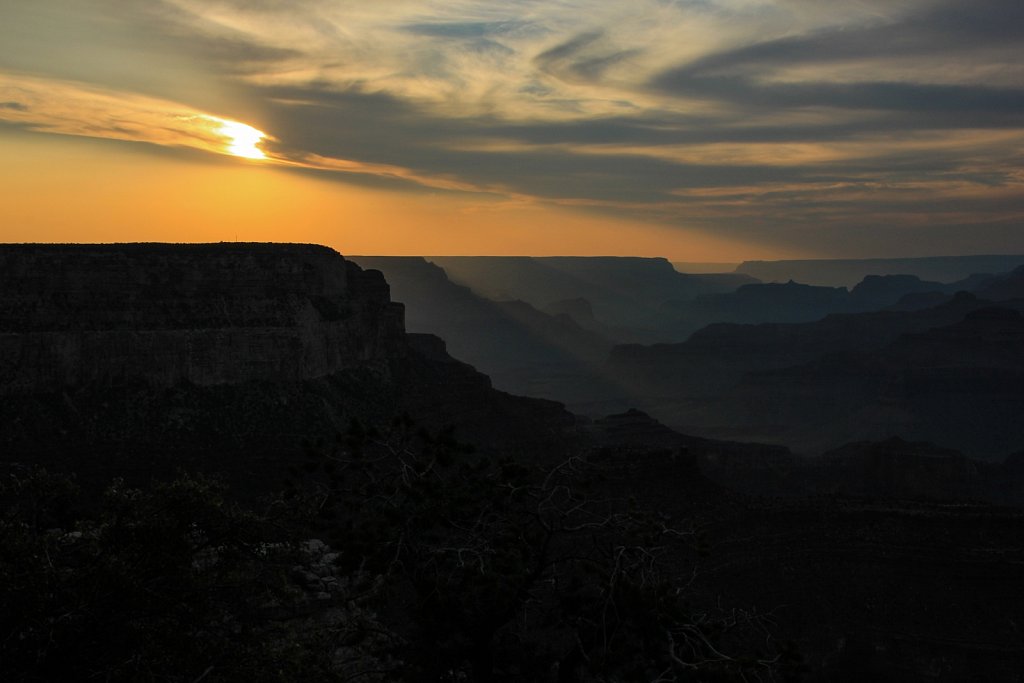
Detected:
[0,244,576,488]
[0,243,405,391]
[350,256,611,372]
[542,297,595,325]
[350,256,626,413]
[848,274,948,310]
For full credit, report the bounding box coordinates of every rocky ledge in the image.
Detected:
[0,243,576,488]
[0,243,405,391]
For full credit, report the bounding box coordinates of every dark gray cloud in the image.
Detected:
[675,0,1024,77]
[3,0,1023,256]
[534,31,642,82]
[654,0,1024,121]
[401,20,535,40]
[257,79,1020,215]
[655,73,1024,119]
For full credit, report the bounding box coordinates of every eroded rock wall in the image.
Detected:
[0,243,405,391]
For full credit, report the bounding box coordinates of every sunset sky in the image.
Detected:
[2,0,1022,261]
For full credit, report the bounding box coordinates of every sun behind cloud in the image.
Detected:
[216,119,267,160]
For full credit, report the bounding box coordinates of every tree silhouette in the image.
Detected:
[1,420,800,682]
[0,470,340,682]
[289,418,799,681]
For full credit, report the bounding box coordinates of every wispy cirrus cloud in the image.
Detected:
[0,73,265,157]
[2,0,1023,255]
[0,72,522,196]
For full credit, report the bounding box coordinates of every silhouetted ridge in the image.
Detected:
[543,297,595,325]
[610,293,1024,456]
[0,244,576,487]
[975,265,1024,300]
[350,255,628,413]
[0,243,406,388]
[426,255,756,341]
[737,254,1024,288]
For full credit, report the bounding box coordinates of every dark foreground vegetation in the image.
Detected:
[1,421,800,683]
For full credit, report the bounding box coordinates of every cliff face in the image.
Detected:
[0,243,578,488]
[349,256,622,412]
[0,244,405,391]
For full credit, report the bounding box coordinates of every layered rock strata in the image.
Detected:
[0,243,405,391]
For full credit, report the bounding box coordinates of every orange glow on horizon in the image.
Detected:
[0,131,794,262]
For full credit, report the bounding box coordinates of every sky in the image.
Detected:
[1,0,1022,261]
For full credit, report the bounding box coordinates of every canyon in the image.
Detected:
[4,243,1024,680]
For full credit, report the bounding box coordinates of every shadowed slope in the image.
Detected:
[351,256,630,413]
[0,244,576,490]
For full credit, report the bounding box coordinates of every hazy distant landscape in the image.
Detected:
[4,243,1024,681]
[5,0,1024,680]
[354,254,1024,460]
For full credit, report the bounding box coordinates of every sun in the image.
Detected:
[217,120,268,160]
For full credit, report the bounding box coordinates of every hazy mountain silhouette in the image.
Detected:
[671,261,740,274]
[736,254,1024,288]
[974,264,1024,300]
[849,273,959,308]
[725,305,1024,457]
[541,296,596,325]
[663,279,849,334]
[612,291,989,397]
[611,293,1024,456]
[350,256,628,412]
[428,256,756,342]
[661,270,1022,336]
